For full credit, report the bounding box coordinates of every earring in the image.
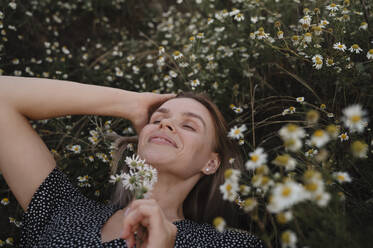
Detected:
[206,168,210,172]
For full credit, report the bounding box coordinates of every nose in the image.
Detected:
[159,118,175,132]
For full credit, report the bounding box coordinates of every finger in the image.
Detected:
[126,233,135,248]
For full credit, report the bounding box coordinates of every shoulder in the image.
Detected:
[174,219,264,248]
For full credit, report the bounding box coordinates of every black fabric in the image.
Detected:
[20,167,264,247]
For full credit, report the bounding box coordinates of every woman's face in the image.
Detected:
[137,98,218,179]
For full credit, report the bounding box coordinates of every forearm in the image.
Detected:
[0,76,136,120]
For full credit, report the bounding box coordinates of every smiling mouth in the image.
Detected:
[149,136,177,148]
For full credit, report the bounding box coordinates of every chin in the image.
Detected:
[138,146,174,167]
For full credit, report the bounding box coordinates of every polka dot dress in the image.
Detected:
[20,168,264,247]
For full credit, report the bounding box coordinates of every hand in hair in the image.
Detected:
[120,199,177,248]
[128,92,175,134]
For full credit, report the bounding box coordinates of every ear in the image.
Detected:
[202,152,221,175]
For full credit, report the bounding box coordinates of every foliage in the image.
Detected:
[0,0,372,247]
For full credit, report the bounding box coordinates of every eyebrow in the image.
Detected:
[153,107,206,129]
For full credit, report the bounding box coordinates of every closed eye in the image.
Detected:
[183,125,195,131]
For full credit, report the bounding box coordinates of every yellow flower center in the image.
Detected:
[243,198,255,207]
[276,213,287,224]
[305,182,318,192]
[352,44,359,49]
[314,130,324,137]
[281,186,292,197]
[286,124,298,132]
[350,115,361,123]
[275,155,289,165]
[338,44,343,48]
[281,232,291,243]
[337,175,345,181]
[213,217,224,227]
[261,176,270,185]
[226,184,232,192]
[251,155,259,162]
[284,139,296,147]
[224,169,233,179]
[330,3,336,8]
[341,134,347,139]
[351,140,367,153]
[369,49,373,55]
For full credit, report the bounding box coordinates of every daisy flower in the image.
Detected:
[304,32,312,43]
[310,129,330,148]
[1,198,9,206]
[333,42,347,52]
[122,171,139,191]
[281,230,297,248]
[8,2,17,10]
[207,18,214,25]
[172,50,183,60]
[241,198,257,212]
[239,185,251,196]
[305,148,318,157]
[233,106,243,114]
[234,13,244,22]
[213,217,226,233]
[326,3,340,11]
[312,54,323,70]
[245,147,267,170]
[288,106,296,114]
[291,35,300,46]
[296,97,305,103]
[319,19,329,27]
[299,15,312,25]
[190,79,200,88]
[125,154,145,169]
[219,180,239,202]
[109,174,124,184]
[277,31,284,39]
[279,124,306,140]
[267,181,308,213]
[349,44,363,54]
[272,154,297,171]
[276,211,293,224]
[342,104,368,133]
[326,124,340,139]
[367,49,373,60]
[315,192,331,207]
[333,172,352,183]
[326,58,335,66]
[306,110,320,124]
[227,124,247,140]
[70,145,81,154]
[351,140,368,158]
[338,132,349,141]
[359,22,368,30]
[224,169,241,184]
[196,32,204,39]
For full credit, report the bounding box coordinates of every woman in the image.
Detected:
[0,76,263,247]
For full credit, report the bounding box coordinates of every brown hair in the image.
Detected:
[110,92,249,230]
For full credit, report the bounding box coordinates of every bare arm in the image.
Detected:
[0,76,174,211]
